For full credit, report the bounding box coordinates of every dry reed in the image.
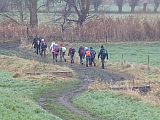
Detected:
[1,15,160,43]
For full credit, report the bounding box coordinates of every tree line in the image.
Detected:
[0,0,160,27]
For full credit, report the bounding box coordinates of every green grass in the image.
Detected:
[0,69,89,120]
[70,41,160,68]
[71,91,160,120]
[1,41,160,68]
[0,70,61,120]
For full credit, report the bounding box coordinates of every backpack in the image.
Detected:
[42,42,47,49]
[90,50,96,58]
[86,50,91,57]
[101,49,107,58]
[70,48,75,54]
[80,47,84,54]
[62,47,66,52]
[55,46,59,52]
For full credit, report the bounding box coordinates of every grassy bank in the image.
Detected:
[72,91,160,120]
[0,54,90,120]
[0,69,62,120]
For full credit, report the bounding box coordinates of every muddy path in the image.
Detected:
[0,41,135,120]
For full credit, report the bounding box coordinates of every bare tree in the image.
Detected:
[25,0,38,27]
[154,0,160,13]
[43,0,55,12]
[138,0,150,12]
[10,0,27,24]
[128,0,139,13]
[114,0,125,13]
[64,0,90,26]
[90,0,102,13]
[114,0,123,13]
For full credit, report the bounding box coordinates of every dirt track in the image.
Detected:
[0,41,134,120]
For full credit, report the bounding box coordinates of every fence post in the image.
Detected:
[26,27,29,44]
[148,55,150,70]
[122,54,125,64]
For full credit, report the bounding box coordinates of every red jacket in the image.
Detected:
[53,45,59,55]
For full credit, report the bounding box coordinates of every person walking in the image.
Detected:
[83,47,91,67]
[60,43,66,62]
[35,40,41,55]
[78,45,84,65]
[90,47,96,67]
[53,44,59,62]
[68,45,75,64]
[32,35,41,53]
[98,45,108,69]
[40,39,47,57]
[50,42,55,60]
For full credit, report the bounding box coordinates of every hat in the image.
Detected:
[60,43,63,46]
[41,39,44,42]
[85,47,88,50]
[101,45,103,48]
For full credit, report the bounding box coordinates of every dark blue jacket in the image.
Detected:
[98,47,108,60]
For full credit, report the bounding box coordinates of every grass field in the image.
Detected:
[70,42,160,68]
[1,42,160,120]
[0,54,89,120]
[0,70,62,120]
[71,91,160,120]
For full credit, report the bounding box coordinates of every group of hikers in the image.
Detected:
[32,35,47,57]
[32,35,108,69]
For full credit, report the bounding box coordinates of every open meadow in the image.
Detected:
[1,2,160,119]
[1,40,160,120]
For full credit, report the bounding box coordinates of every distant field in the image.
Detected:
[71,42,160,68]
[106,3,156,12]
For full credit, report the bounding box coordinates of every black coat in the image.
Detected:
[98,47,108,60]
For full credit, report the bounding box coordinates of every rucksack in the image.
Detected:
[90,50,96,58]
[80,47,84,54]
[70,48,75,54]
[55,46,59,52]
[42,42,47,49]
[62,47,66,52]
[86,50,91,56]
[101,49,107,58]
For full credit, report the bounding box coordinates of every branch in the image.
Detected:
[37,4,48,10]
[66,19,78,23]
[0,13,19,25]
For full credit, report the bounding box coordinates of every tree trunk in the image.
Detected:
[143,3,147,12]
[45,0,50,12]
[93,3,98,13]
[68,2,72,13]
[74,0,90,26]
[29,0,38,27]
[78,15,85,26]
[131,6,135,13]
[118,5,122,13]
[19,2,24,24]
[154,3,159,13]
